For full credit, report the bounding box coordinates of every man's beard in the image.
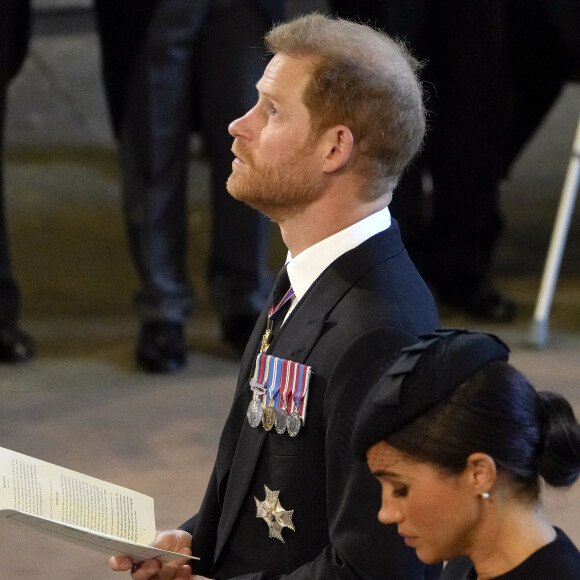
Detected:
[227,142,324,222]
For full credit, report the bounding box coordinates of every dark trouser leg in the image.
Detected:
[0,86,20,329]
[199,0,273,322]
[0,1,35,360]
[428,0,510,300]
[0,92,34,361]
[503,0,567,176]
[0,0,31,330]
[117,1,210,325]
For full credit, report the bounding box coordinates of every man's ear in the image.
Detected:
[320,125,354,174]
[465,452,497,495]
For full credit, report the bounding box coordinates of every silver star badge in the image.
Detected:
[255,485,295,542]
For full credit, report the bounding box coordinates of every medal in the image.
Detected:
[286,410,301,437]
[262,403,276,431]
[255,485,295,543]
[247,357,269,428]
[275,408,288,434]
[247,354,312,436]
[261,357,282,431]
[260,286,295,353]
[286,362,311,437]
[247,387,264,428]
[259,319,274,354]
[274,359,292,434]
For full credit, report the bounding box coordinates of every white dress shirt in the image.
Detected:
[283,206,392,319]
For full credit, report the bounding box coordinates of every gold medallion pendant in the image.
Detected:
[261,402,277,431]
[255,485,295,542]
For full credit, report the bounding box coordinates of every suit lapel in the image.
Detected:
[213,225,403,562]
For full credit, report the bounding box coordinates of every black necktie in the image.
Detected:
[272,264,291,305]
[260,265,294,352]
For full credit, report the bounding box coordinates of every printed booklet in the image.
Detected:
[0,446,197,563]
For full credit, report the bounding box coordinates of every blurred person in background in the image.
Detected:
[332,0,580,323]
[94,0,284,372]
[0,0,35,363]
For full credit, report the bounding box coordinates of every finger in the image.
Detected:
[130,559,162,580]
[176,565,192,580]
[155,529,193,554]
[158,557,192,580]
[109,555,134,571]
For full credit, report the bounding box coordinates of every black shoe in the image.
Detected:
[0,327,35,363]
[136,322,186,373]
[440,285,517,323]
[221,314,259,353]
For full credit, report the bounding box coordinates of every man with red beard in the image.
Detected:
[110,13,440,580]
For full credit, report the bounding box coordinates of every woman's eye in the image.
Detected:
[392,486,408,498]
[271,106,278,116]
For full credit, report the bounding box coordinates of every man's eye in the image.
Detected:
[271,106,278,116]
[392,486,408,498]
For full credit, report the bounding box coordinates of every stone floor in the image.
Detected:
[1,8,579,579]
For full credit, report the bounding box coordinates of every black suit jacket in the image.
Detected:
[182,222,441,579]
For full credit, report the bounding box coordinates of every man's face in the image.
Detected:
[227,53,325,222]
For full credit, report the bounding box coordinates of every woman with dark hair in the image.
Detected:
[347,328,580,579]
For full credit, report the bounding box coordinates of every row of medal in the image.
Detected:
[246,353,312,437]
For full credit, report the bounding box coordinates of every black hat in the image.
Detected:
[351,329,510,459]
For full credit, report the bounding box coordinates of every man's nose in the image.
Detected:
[228,106,255,139]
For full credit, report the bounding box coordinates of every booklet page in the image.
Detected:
[0,447,197,563]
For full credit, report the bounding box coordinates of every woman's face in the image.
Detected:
[366,441,484,564]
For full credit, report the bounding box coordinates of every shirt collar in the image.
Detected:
[286,206,391,303]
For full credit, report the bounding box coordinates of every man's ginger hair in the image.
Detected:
[266,13,425,196]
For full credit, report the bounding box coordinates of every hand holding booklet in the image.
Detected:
[0,446,198,563]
